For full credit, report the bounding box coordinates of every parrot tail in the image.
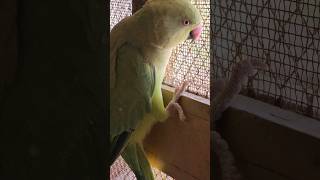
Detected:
[109,131,133,166]
[122,143,154,180]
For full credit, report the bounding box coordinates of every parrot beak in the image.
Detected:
[188,25,203,42]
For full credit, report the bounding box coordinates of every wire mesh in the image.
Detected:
[110,156,175,180]
[110,0,132,30]
[164,0,211,98]
[212,0,320,120]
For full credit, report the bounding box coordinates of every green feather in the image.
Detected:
[110,42,155,162]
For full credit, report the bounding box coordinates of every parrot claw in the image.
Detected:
[166,81,190,121]
[172,102,186,121]
[173,81,189,101]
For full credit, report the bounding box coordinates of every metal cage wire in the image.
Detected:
[212,0,320,120]
[110,0,132,30]
[110,156,174,180]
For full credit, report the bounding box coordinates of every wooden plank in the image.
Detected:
[218,95,320,180]
[239,161,291,180]
[144,85,210,180]
[229,95,320,139]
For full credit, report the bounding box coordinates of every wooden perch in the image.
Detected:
[144,85,210,180]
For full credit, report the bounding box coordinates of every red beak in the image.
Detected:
[190,25,203,41]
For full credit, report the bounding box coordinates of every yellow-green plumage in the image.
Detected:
[110,0,202,179]
[129,50,171,144]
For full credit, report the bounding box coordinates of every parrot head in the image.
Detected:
[139,0,203,49]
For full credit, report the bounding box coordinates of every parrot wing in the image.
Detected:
[110,16,130,88]
[109,42,156,164]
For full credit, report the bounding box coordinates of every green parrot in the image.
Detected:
[109,0,203,179]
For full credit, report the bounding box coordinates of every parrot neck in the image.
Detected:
[143,45,172,81]
[130,7,172,49]
[144,46,172,66]
[129,8,174,79]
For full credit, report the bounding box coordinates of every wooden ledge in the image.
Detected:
[143,84,210,180]
[219,95,320,180]
[228,95,320,140]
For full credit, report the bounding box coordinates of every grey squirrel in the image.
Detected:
[212,59,267,180]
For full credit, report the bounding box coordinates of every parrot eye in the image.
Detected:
[183,20,190,26]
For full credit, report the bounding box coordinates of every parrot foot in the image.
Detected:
[166,81,189,121]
